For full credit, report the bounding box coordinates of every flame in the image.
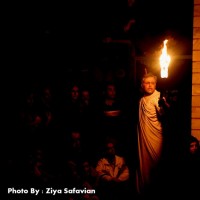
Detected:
[159,39,171,78]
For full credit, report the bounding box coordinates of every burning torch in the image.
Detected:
[159,39,171,78]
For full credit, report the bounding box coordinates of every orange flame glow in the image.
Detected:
[159,39,171,78]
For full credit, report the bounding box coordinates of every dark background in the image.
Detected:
[7,0,193,68]
[6,0,193,145]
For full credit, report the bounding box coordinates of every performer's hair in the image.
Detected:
[189,135,199,146]
[141,72,157,83]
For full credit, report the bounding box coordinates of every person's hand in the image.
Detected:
[158,97,170,108]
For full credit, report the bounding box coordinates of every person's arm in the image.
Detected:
[117,159,129,181]
[96,159,113,181]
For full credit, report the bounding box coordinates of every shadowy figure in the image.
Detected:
[60,83,82,132]
[95,138,130,200]
[182,135,200,197]
[79,159,100,200]
[96,82,127,146]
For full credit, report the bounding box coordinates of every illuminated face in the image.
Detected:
[142,77,156,95]
[189,141,198,154]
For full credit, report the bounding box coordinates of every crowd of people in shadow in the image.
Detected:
[7,78,200,199]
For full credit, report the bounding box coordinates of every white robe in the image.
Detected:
[136,90,163,193]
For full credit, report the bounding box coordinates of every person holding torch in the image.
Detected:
[136,72,170,196]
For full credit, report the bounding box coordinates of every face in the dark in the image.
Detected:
[71,85,79,101]
[106,85,116,99]
[190,141,199,154]
[71,131,81,149]
[106,142,116,159]
[82,161,90,173]
[82,90,90,103]
[43,88,52,101]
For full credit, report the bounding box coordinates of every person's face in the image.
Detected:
[44,88,51,100]
[189,141,198,154]
[82,90,90,102]
[71,132,81,148]
[83,161,90,173]
[142,77,156,95]
[71,131,80,140]
[106,143,115,156]
[106,85,116,99]
[71,86,79,100]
